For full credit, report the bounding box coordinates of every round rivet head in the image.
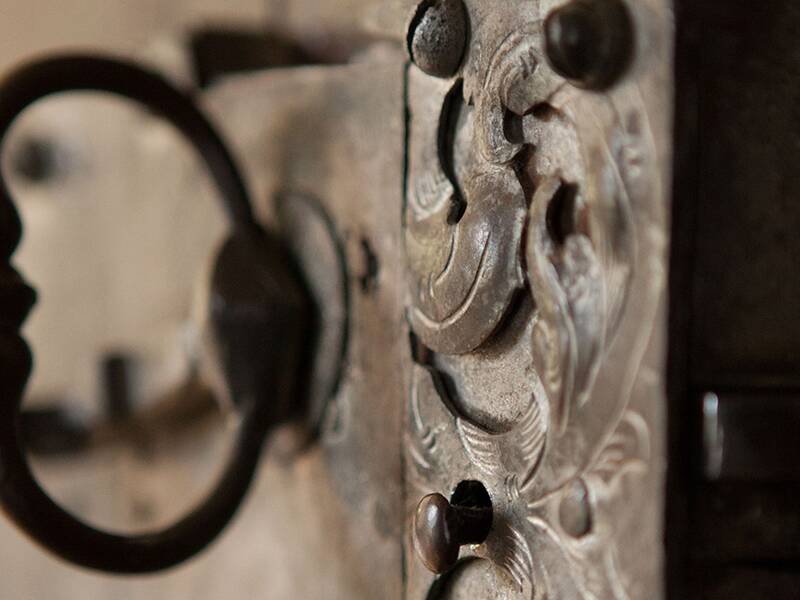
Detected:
[544,0,634,90]
[414,493,459,573]
[407,0,468,78]
[413,486,493,574]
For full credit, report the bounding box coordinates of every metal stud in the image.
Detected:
[413,482,493,574]
[544,0,634,90]
[407,0,468,79]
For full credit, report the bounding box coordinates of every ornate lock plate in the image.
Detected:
[7,0,800,597]
[401,0,672,598]
[0,0,669,593]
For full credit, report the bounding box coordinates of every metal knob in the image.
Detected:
[544,0,634,90]
[413,490,493,574]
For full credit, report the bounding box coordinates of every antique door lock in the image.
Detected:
[0,0,671,592]
[0,0,672,592]
[0,0,796,598]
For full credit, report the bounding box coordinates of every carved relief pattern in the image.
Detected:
[404,1,668,598]
[405,72,528,355]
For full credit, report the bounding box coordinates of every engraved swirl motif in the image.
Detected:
[527,177,606,436]
[456,395,547,490]
[405,71,527,356]
[404,3,666,599]
[407,366,653,599]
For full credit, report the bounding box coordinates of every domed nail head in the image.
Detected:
[407,0,468,79]
[413,491,493,574]
[414,494,459,573]
[544,0,634,90]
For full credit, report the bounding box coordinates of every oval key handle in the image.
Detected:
[0,55,312,573]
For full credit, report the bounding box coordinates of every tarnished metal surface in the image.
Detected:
[0,0,676,596]
[206,53,409,598]
[192,9,672,591]
[5,0,800,597]
[402,0,672,598]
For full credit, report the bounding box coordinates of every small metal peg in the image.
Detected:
[413,491,493,574]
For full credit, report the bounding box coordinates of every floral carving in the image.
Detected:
[407,362,654,599]
[456,393,547,489]
[526,177,606,435]
[404,2,667,599]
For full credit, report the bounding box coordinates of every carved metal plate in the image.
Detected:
[402,0,672,598]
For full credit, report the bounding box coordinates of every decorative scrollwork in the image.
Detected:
[527,176,606,435]
[456,393,547,489]
[405,72,527,355]
[404,1,668,599]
